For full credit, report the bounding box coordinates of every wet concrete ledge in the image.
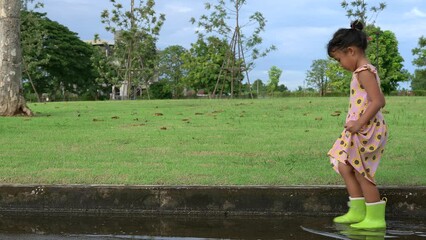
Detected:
[0,185,424,218]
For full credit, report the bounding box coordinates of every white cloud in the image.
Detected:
[405,7,426,18]
[267,26,334,58]
[164,4,192,14]
[380,21,426,41]
[158,27,197,49]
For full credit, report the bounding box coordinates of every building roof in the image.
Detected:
[84,39,114,46]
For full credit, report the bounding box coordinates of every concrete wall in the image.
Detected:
[0,185,424,217]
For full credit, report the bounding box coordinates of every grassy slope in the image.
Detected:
[0,97,424,186]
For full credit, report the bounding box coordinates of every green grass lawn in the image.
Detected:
[0,97,424,186]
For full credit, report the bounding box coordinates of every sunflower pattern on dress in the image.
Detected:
[328,64,388,184]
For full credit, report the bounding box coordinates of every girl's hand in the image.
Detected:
[345,120,362,134]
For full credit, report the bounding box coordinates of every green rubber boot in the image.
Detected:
[350,199,387,230]
[333,197,366,224]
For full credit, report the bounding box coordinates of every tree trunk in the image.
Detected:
[0,0,32,116]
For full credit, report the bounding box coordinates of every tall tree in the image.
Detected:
[267,66,282,95]
[306,59,329,96]
[340,0,409,93]
[411,36,426,90]
[101,0,165,100]
[326,59,352,94]
[158,45,187,98]
[191,0,276,97]
[0,0,32,116]
[182,36,228,95]
[366,26,410,93]
[21,12,95,101]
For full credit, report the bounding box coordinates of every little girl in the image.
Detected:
[327,20,388,230]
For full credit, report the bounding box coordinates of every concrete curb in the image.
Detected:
[0,185,425,218]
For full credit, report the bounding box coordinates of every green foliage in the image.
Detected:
[252,79,266,96]
[149,79,173,99]
[267,66,282,95]
[326,59,352,94]
[158,45,187,98]
[21,11,95,101]
[412,70,426,90]
[366,26,410,94]
[277,84,288,92]
[20,0,31,9]
[42,16,95,99]
[182,36,228,95]
[192,0,276,67]
[341,0,386,25]
[411,36,426,90]
[306,59,329,96]
[20,8,47,102]
[101,0,165,99]
[20,0,42,10]
[412,36,426,67]
[412,90,426,96]
[90,40,119,99]
[190,0,276,97]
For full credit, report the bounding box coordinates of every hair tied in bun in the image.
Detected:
[350,20,364,31]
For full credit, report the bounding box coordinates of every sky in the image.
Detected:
[38,0,426,90]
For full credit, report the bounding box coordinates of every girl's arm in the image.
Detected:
[345,70,385,133]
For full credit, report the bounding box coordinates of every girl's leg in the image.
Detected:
[354,171,380,203]
[338,162,363,197]
[351,171,386,229]
[333,162,366,224]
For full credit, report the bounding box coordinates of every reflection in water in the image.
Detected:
[0,214,424,239]
[337,224,386,240]
[304,221,426,240]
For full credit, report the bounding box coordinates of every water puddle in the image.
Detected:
[0,214,424,239]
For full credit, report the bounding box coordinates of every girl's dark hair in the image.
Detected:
[327,20,368,57]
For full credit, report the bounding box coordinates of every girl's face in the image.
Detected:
[331,48,357,71]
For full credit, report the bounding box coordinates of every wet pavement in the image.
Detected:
[0,214,424,239]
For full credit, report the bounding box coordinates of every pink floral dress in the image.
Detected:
[328,64,388,184]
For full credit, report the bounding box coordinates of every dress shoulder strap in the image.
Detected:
[353,64,381,88]
[354,64,377,75]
